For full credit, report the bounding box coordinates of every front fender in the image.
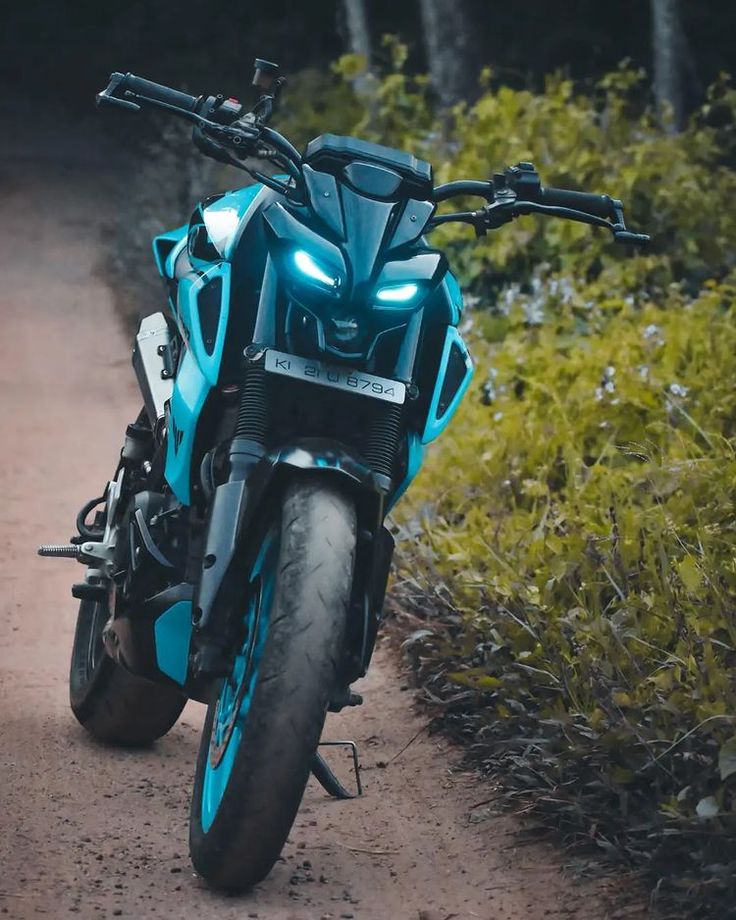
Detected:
[193,439,388,641]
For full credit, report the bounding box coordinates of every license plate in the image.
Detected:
[264,349,406,405]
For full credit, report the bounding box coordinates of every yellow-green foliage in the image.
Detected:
[318,53,736,912]
[402,276,736,776]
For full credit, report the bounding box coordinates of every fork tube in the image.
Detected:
[393,306,423,384]
[252,256,279,346]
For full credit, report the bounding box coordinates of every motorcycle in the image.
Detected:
[39,59,648,890]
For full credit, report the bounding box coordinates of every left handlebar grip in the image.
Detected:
[119,73,199,111]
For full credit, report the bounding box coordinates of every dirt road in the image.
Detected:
[0,114,632,920]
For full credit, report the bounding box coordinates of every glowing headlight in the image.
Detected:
[375,283,419,304]
[293,249,339,290]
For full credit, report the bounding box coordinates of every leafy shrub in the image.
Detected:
[363,60,736,917]
[395,274,736,914]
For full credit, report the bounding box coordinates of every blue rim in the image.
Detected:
[200,528,279,832]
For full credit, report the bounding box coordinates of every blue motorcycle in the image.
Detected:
[40,60,647,889]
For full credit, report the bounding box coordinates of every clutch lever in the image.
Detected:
[96,92,141,112]
[96,72,141,111]
[613,229,650,245]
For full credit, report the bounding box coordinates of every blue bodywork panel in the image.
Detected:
[387,430,424,511]
[155,185,266,504]
[166,347,210,504]
[177,262,232,386]
[154,600,194,685]
[152,224,187,278]
[422,325,474,444]
[443,272,464,325]
[166,264,233,503]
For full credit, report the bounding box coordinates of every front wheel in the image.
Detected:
[189,476,357,890]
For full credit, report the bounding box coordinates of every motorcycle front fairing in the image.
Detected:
[152,149,473,512]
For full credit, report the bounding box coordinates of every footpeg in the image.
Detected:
[312,740,363,799]
[328,687,364,713]
[38,544,80,558]
[71,582,107,602]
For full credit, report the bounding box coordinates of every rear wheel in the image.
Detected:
[69,598,186,745]
[189,475,356,890]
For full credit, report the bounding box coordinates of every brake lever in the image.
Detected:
[610,200,649,246]
[96,92,141,112]
[613,229,650,245]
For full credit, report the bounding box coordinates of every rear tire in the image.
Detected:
[70,598,186,745]
[189,475,356,890]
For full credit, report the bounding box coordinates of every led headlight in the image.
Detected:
[375,283,419,304]
[293,249,340,293]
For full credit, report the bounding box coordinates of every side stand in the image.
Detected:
[311,741,363,799]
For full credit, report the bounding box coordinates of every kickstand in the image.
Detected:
[311,740,363,799]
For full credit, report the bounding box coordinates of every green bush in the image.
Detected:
[359,61,736,916]
[396,275,736,909]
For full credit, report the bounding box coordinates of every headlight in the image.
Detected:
[375,283,419,304]
[293,249,340,293]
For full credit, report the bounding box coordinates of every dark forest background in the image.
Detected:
[2,0,734,124]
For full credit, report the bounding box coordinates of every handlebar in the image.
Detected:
[97,72,200,113]
[432,161,649,245]
[96,68,648,246]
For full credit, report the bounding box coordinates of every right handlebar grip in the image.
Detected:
[119,73,198,112]
[539,186,614,219]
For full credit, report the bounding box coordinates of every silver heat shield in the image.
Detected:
[132,313,174,430]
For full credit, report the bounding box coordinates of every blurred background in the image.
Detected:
[2,0,734,125]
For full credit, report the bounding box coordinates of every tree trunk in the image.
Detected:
[343,0,371,64]
[650,0,687,132]
[419,0,477,109]
[341,0,372,95]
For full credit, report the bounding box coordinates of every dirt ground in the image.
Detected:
[0,112,642,920]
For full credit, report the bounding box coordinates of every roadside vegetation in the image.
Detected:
[107,45,736,916]
[362,50,736,919]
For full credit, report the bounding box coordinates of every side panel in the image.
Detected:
[177,262,232,387]
[152,224,187,278]
[387,430,424,511]
[106,584,200,696]
[443,272,464,325]
[154,600,194,685]
[422,325,474,444]
[165,347,210,504]
[159,184,268,505]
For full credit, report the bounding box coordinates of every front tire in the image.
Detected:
[189,475,357,890]
[69,598,186,745]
